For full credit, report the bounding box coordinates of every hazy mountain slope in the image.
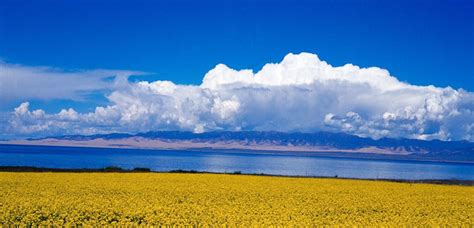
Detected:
[1,131,467,158]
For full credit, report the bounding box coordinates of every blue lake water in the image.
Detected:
[0,144,473,180]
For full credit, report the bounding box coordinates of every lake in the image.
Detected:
[0,144,473,180]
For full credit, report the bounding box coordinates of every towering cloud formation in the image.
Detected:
[3,53,474,141]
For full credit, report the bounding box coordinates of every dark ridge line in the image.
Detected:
[22,130,473,158]
[0,166,472,186]
[34,130,474,146]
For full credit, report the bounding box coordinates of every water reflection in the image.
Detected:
[0,145,473,180]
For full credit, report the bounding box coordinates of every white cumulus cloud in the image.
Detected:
[2,52,473,141]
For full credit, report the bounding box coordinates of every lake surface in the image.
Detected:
[0,144,473,180]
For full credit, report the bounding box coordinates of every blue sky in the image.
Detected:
[2,0,473,87]
[1,0,473,140]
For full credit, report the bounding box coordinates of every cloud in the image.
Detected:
[2,53,473,141]
[0,62,145,103]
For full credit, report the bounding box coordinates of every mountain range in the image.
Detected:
[2,131,473,163]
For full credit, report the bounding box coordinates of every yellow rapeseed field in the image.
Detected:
[0,172,473,226]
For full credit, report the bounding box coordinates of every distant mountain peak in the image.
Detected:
[30,130,472,153]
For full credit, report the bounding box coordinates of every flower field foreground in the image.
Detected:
[0,172,473,226]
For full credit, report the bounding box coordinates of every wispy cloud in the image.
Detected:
[2,53,473,141]
[0,62,145,102]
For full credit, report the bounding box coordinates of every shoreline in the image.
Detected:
[1,166,473,186]
[1,143,473,165]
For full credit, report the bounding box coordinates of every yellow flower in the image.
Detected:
[0,172,472,226]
